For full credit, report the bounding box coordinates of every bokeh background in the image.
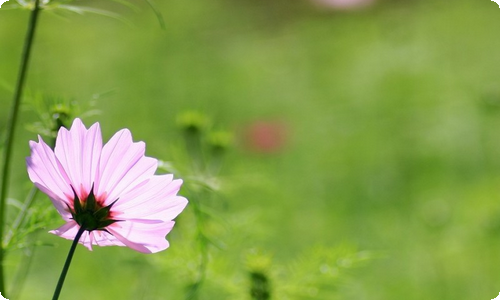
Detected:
[1,0,500,299]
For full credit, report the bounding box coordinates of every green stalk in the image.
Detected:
[4,134,54,249]
[7,134,55,297]
[52,226,85,300]
[3,187,38,248]
[0,0,42,294]
[9,233,38,300]
[185,194,208,300]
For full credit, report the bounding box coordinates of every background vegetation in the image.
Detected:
[1,0,500,299]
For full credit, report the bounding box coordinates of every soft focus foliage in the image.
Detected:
[1,0,500,299]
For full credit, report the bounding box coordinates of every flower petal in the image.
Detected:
[54,118,102,200]
[26,136,73,216]
[94,129,157,204]
[114,176,188,222]
[51,222,95,251]
[89,230,125,248]
[107,220,175,253]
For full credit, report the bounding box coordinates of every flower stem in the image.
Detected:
[5,135,55,249]
[185,195,208,300]
[9,233,38,300]
[3,187,39,249]
[0,0,42,294]
[52,226,85,300]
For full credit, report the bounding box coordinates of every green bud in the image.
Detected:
[208,130,232,153]
[176,111,210,134]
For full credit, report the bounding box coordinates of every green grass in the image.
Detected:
[2,0,500,299]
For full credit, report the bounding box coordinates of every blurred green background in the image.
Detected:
[2,0,500,299]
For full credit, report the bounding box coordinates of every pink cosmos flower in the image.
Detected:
[26,118,188,253]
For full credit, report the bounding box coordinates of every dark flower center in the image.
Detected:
[69,185,119,232]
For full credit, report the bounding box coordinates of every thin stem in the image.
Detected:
[185,195,208,300]
[6,133,56,297]
[3,187,38,248]
[6,134,55,248]
[9,233,38,300]
[194,201,208,283]
[0,0,42,294]
[52,226,85,300]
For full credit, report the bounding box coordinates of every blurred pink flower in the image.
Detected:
[312,0,375,10]
[26,118,187,253]
[243,121,288,154]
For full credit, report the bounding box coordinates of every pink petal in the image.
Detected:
[26,137,73,216]
[107,220,175,253]
[54,118,102,200]
[49,221,85,247]
[94,129,157,204]
[114,176,188,222]
[52,222,96,252]
[50,221,126,250]
[79,231,94,251]
[89,230,125,248]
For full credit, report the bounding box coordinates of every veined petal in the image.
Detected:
[34,183,72,220]
[89,230,125,247]
[79,231,94,251]
[94,129,157,204]
[26,137,72,207]
[107,220,175,253]
[114,176,187,222]
[50,222,125,250]
[54,118,102,200]
[50,221,79,239]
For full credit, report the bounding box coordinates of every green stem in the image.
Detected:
[0,0,42,294]
[3,187,38,248]
[52,226,85,300]
[9,233,38,300]
[5,134,55,249]
[6,132,55,296]
[185,196,208,300]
